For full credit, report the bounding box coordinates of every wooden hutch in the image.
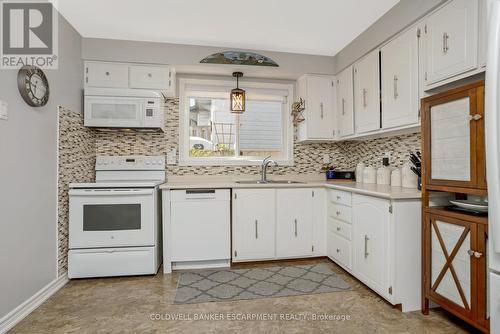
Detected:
[421,80,489,333]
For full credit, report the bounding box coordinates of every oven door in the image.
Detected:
[69,188,155,249]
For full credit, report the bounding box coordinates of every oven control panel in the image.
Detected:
[96,156,165,170]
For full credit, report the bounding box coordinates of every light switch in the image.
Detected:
[323,154,330,164]
[0,100,8,120]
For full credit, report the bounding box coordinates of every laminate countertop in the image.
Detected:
[159,175,421,200]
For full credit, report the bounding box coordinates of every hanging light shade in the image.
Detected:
[230,72,245,113]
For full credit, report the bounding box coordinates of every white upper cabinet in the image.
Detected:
[381,25,420,129]
[296,75,336,141]
[276,188,313,258]
[129,65,173,90]
[232,189,276,261]
[86,62,129,88]
[85,61,176,96]
[423,0,479,86]
[353,50,381,134]
[336,66,355,138]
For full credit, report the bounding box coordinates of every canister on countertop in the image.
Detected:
[391,168,402,187]
[363,166,377,184]
[402,162,418,188]
[356,162,365,183]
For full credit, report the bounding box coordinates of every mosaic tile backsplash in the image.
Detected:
[94,99,421,174]
[57,107,96,276]
[57,99,420,275]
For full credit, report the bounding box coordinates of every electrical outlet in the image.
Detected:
[323,154,330,164]
[0,100,8,120]
[384,151,392,164]
[166,149,177,165]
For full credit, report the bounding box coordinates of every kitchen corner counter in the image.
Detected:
[159,176,421,200]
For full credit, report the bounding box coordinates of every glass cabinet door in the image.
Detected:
[427,214,477,320]
[422,82,486,191]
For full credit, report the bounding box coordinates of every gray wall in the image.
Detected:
[82,38,335,80]
[0,14,83,320]
[333,0,447,73]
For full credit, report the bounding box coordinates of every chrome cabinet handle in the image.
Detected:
[443,32,450,54]
[255,219,258,239]
[468,250,483,258]
[336,195,341,200]
[393,75,399,99]
[363,89,367,108]
[336,211,341,216]
[294,219,298,237]
[364,235,369,258]
[342,98,346,115]
[148,73,152,78]
[336,226,341,231]
[468,114,483,121]
[105,71,110,76]
[336,248,340,253]
[320,102,324,119]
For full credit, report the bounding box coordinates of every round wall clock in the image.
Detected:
[17,65,50,107]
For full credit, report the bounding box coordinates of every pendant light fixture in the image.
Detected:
[230,72,245,113]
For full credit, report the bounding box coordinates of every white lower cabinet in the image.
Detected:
[232,189,276,261]
[276,188,313,258]
[233,188,320,262]
[326,189,422,312]
[352,194,390,299]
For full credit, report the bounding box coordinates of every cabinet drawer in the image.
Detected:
[328,231,352,270]
[129,66,171,89]
[328,189,352,206]
[68,247,156,278]
[86,62,129,88]
[328,217,352,240]
[328,202,351,223]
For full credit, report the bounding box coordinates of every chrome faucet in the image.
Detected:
[260,156,278,183]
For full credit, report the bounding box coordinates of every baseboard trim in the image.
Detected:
[0,274,69,334]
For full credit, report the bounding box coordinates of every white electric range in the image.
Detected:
[68,155,165,279]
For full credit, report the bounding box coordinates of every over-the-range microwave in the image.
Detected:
[84,88,164,130]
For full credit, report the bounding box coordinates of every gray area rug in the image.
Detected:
[174,263,351,304]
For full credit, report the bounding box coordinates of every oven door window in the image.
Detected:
[83,204,141,231]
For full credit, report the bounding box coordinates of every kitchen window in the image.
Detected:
[178,78,294,166]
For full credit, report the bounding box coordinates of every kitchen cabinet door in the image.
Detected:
[354,50,381,134]
[381,25,420,129]
[232,189,276,261]
[129,65,172,90]
[276,188,313,258]
[422,211,488,331]
[424,0,479,86]
[336,66,355,137]
[352,194,390,298]
[85,62,129,88]
[421,81,486,193]
[296,75,336,141]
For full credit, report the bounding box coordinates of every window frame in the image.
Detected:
[178,78,294,166]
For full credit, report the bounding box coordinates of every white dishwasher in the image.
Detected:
[170,189,230,270]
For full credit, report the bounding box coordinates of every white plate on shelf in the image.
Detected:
[449,200,489,213]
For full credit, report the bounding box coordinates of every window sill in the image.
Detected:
[178,157,294,167]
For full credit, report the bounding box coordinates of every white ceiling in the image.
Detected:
[55,0,400,57]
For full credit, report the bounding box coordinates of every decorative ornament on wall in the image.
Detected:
[200,51,279,67]
[230,72,245,113]
[291,98,305,125]
[17,65,50,107]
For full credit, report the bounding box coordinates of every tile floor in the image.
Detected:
[11,259,477,334]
